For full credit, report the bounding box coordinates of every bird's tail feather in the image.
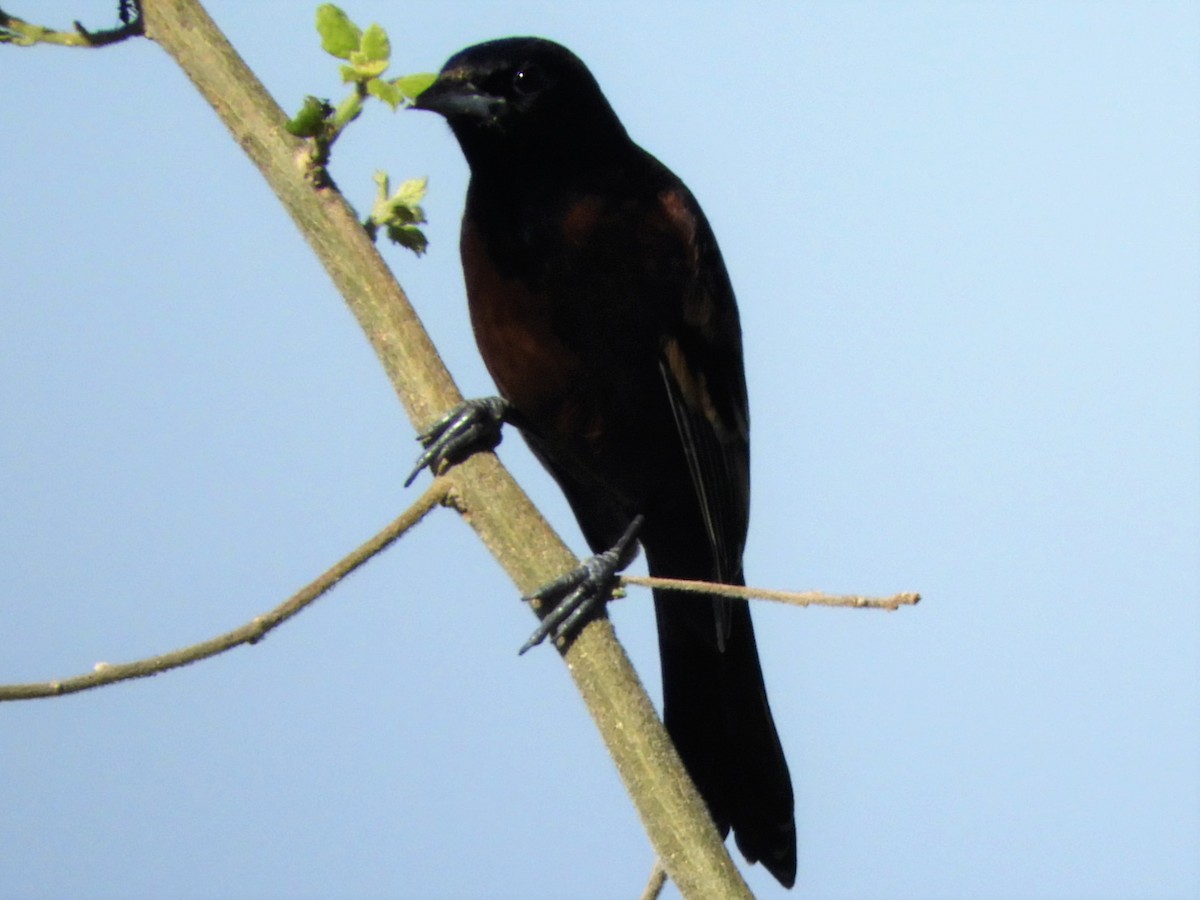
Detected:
[653,581,797,888]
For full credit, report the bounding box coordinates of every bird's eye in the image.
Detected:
[512,62,546,96]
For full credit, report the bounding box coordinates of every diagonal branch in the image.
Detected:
[0,478,448,701]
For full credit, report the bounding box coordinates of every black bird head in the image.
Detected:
[413,37,630,174]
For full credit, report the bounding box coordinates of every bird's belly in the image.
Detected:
[467,285,579,421]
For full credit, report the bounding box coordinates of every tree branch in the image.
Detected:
[0,477,447,701]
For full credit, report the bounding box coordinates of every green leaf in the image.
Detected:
[346,51,389,80]
[386,224,429,256]
[316,4,361,60]
[393,72,437,100]
[367,79,406,111]
[394,176,428,208]
[367,172,429,256]
[286,95,332,137]
[359,22,390,63]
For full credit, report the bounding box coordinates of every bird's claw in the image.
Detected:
[404,397,511,487]
[519,515,644,654]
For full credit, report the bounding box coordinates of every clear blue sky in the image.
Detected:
[3,2,1198,898]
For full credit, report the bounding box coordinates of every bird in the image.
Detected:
[409,37,796,887]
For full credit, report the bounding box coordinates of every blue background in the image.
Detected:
[3,2,1198,898]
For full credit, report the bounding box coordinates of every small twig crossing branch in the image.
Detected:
[0,478,448,701]
[620,575,920,611]
[640,861,668,900]
[0,515,914,700]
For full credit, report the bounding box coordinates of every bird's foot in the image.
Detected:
[519,515,645,654]
[405,397,511,487]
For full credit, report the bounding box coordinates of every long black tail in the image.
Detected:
[653,580,797,888]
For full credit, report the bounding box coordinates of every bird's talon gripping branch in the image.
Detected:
[404,396,511,487]
[519,515,644,655]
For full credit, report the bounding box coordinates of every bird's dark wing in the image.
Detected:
[652,180,751,616]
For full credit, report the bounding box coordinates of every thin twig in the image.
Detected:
[639,860,668,900]
[621,574,920,611]
[0,5,144,48]
[0,478,449,701]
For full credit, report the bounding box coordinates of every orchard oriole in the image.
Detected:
[410,37,796,887]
